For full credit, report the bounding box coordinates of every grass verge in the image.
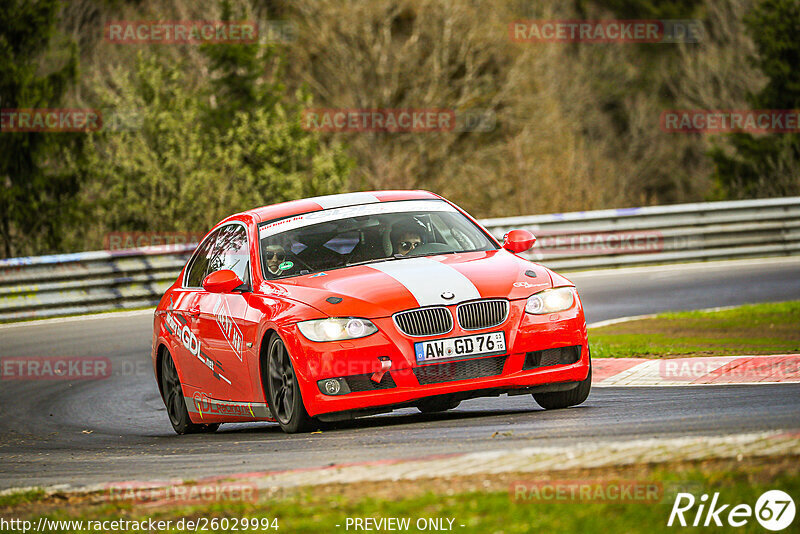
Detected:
[590,301,800,358]
[1,457,797,533]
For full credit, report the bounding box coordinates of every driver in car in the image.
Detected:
[391,222,424,256]
[264,244,287,276]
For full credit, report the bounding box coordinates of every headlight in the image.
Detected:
[297,318,378,342]
[525,287,575,314]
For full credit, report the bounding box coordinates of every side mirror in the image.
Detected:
[202,269,244,293]
[502,229,536,253]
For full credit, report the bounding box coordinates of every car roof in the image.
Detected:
[241,190,443,224]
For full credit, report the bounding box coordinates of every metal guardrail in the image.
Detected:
[0,247,194,322]
[1,197,798,321]
[489,196,800,270]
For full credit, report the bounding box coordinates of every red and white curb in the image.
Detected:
[593,355,800,386]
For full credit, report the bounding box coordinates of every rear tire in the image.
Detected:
[160,350,219,435]
[266,334,314,433]
[533,366,592,410]
[416,398,461,413]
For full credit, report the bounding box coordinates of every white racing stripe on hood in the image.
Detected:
[368,257,481,306]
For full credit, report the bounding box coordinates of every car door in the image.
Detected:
[167,228,220,393]
[192,222,256,402]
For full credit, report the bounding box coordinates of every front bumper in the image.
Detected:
[281,297,590,418]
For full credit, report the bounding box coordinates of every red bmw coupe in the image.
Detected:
[152,191,591,434]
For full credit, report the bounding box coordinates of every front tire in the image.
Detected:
[533,366,592,410]
[266,334,314,433]
[160,349,219,435]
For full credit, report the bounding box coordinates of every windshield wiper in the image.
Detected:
[345,255,405,268]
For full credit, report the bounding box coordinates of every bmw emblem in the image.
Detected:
[441,291,455,300]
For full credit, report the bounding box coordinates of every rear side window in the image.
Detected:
[207,224,249,282]
[184,229,219,288]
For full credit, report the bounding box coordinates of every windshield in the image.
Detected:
[258,200,497,279]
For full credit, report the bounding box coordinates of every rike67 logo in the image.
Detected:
[668,490,795,531]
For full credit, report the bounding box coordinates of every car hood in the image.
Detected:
[258,250,555,318]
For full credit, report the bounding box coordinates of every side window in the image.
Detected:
[207,224,249,283]
[184,229,220,288]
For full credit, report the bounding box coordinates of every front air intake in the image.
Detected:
[344,373,397,392]
[414,356,507,385]
[523,346,582,370]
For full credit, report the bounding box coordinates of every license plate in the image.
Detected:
[415,331,506,363]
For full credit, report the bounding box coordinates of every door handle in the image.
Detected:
[188,306,201,317]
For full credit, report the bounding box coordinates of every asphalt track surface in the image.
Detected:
[1,257,799,490]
